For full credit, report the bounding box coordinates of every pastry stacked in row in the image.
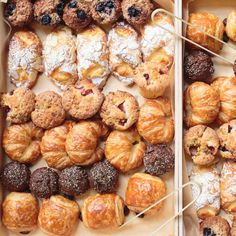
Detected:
[184,10,236,236]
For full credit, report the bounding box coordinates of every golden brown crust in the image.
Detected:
[226,10,236,42]
[82,194,125,229]
[137,98,174,144]
[105,128,146,173]
[2,192,39,233]
[125,173,166,215]
[211,76,236,124]
[40,121,74,170]
[38,195,80,236]
[184,82,220,127]
[3,122,44,164]
[186,12,224,53]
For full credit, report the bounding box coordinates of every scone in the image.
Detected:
[186,12,224,53]
[184,82,220,127]
[125,173,166,215]
[190,165,220,219]
[40,121,74,170]
[134,62,170,99]
[31,91,65,129]
[1,88,35,124]
[100,91,139,131]
[77,24,110,88]
[62,79,104,120]
[108,22,142,85]
[217,119,236,160]
[211,76,236,124]
[43,27,78,90]
[105,128,146,173]
[82,194,125,229]
[3,122,44,164]
[184,125,219,166]
[2,192,39,234]
[141,12,175,69]
[220,161,236,213]
[38,195,80,236]
[137,98,174,144]
[8,31,43,88]
[226,10,236,42]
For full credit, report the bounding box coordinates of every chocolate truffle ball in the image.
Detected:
[184,50,214,83]
[144,144,175,176]
[88,160,119,194]
[1,161,31,192]
[59,166,89,196]
[30,167,59,198]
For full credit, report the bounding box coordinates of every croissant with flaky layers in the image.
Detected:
[66,120,109,166]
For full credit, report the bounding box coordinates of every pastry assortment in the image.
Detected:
[1,1,176,235]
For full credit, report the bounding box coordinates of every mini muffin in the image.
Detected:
[184,50,215,83]
[226,10,236,42]
[30,167,59,199]
[91,0,121,25]
[143,144,175,176]
[59,166,89,196]
[1,161,31,192]
[122,0,153,27]
[134,62,169,99]
[100,91,139,131]
[200,216,231,236]
[217,119,236,160]
[5,0,33,27]
[31,91,65,129]
[184,125,220,166]
[88,160,119,194]
[1,88,35,124]
[34,0,65,26]
[63,1,92,31]
[62,79,104,120]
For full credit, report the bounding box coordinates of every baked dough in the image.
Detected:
[8,30,43,88]
[38,195,80,236]
[184,82,220,127]
[108,22,142,85]
[220,161,236,213]
[186,12,224,53]
[2,192,39,234]
[125,173,166,215]
[226,9,236,42]
[137,98,174,144]
[82,194,125,229]
[105,128,146,173]
[3,122,44,164]
[211,76,236,124]
[77,24,110,88]
[190,165,220,219]
[43,27,77,90]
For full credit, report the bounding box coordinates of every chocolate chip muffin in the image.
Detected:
[121,0,153,27]
[34,0,65,26]
[59,166,89,196]
[91,0,121,25]
[88,160,119,194]
[30,167,59,199]
[1,161,31,192]
[144,144,175,176]
[63,1,92,31]
[5,0,33,27]
[1,88,35,124]
[184,50,215,83]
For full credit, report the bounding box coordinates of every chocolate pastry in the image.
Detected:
[1,161,30,192]
[143,144,175,176]
[63,1,92,31]
[184,50,214,83]
[30,167,59,199]
[91,0,121,25]
[88,160,119,194]
[59,166,89,196]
